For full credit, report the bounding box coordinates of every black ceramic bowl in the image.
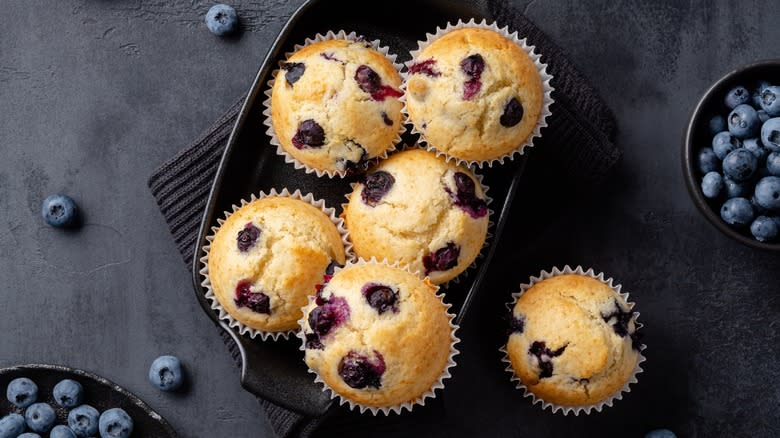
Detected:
[682,59,780,251]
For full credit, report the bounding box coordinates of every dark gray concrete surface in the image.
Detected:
[1,1,779,437]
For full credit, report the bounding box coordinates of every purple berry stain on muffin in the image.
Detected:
[529,341,567,379]
[338,350,386,389]
[445,172,488,219]
[282,62,305,86]
[460,54,485,101]
[292,119,325,149]
[361,170,395,207]
[320,52,344,63]
[381,111,393,126]
[500,97,524,127]
[354,65,402,101]
[423,242,460,275]
[236,222,261,252]
[314,274,333,304]
[408,59,441,77]
[601,299,641,350]
[509,314,525,334]
[361,283,399,314]
[234,279,270,314]
[305,295,350,349]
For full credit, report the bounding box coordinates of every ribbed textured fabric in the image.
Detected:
[149,5,620,437]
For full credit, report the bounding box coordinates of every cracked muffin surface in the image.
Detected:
[270,38,403,174]
[405,27,543,163]
[506,274,640,407]
[207,196,346,332]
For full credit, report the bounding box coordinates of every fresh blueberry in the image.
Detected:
[99,408,133,438]
[361,283,398,314]
[51,425,77,438]
[361,171,395,207]
[645,430,677,438]
[205,4,238,36]
[725,85,750,109]
[53,379,84,408]
[723,176,752,199]
[720,197,755,227]
[68,405,99,437]
[750,216,779,242]
[758,109,771,123]
[41,194,79,228]
[338,350,385,389]
[697,147,721,174]
[6,377,38,408]
[761,118,780,152]
[743,138,769,162]
[722,149,758,182]
[236,222,261,252]
[24,403,56,433]
[760,86,780,116]
[767,152,780,176]
[701,172,723,198]
[149,355,185,392]
[0,414,26,438]
[712,131,740,159]
[728,104,760,139]
[234,279,270,314]
[17,434,41,438]
[753,81,771,107]
[754,176,780,211]
[291,119,325,149]
[708,115,726,135]
[773,216,780,228]
[422,242,460,275]
[500,97,524,127]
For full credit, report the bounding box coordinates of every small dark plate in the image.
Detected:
[0,363,177,437]
[191,0,529,417]
[682,59,780,251]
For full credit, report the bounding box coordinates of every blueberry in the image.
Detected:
[0,414,26,438]
[24,403,56,433]
[291,119,325,149]
[725,85,750,109]
[234,279,270,314]
[6,377,38,408]
[701,172,723,198]
[282,62,305,86]
[722,149,758,182]
[761,118,780,152]
[728,104,760,138]
[760,86,780,116]
[149,355,185,392]
[696,147,721,174]
[422,242,460,275]
[361,171,395,207]
[236,223,261,252]
[408,59,441,77]
[758,109,771,123]
[98,408,133,438]
[53,379,84,408]
[500,97,524,127]
[743,138,769,162]
[205,4,238,36]
[338,350,385,389]
[720,197,755,227]
[754,176,780,211]
[708,115,726,135]
[750,216,778,242]
[767,152,780,176]
[361,283,398,314]
[645,430,677,438]
[724,176,752,199]
[68,405,99,437]
[460,54,484,100]
[51,425,77,438]
[712,131,740,159]
[446,172,488,218]
[528,341,567,379]
[753,81,771,107]
[41,194,79,228]
[509,314,525,334]
[305,295,350,349]
[17,434,41,438]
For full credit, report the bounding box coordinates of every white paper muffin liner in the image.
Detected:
[296,257,460,415]
[199,188,354,341]
[500,265,646,415]
[340,144,494,288]
[262,30,406,178]
[401,19,555,168]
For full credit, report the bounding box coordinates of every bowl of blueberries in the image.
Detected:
[683,59,780,251]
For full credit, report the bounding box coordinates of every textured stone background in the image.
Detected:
[1,1,779,437]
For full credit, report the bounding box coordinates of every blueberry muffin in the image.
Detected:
[207,195,346,334]
[406,27,545,164]
[269,37,403,175]
[506,272,642,409]
[301,262,456,410]
[343,148,489,284]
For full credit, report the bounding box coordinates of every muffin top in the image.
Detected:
[301,262,454,409]
[270,38,403,175]
[207,196,346,333]
[506,274,641,407]
[405,27,544,164]
[343,148,489,284]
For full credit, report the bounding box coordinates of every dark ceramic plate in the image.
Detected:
[191,0,528,417]
[682,59,780,251]
[0,364,177,437]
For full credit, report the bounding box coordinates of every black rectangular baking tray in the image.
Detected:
[191,0,526,417]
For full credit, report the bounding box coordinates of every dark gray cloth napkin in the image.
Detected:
[148,3,620,437]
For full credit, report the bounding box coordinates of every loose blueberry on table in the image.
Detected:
[41,194,79,228]
[149,355,186,392]
[205,3,238,36]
